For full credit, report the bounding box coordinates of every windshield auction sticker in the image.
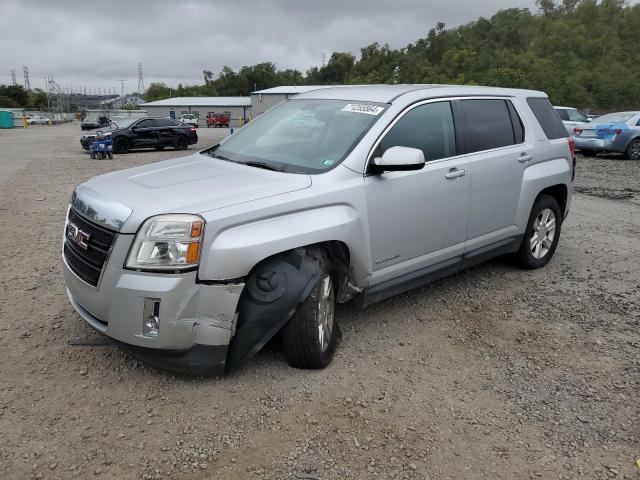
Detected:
[342,104,384,116]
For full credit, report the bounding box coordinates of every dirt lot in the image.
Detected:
[0,123,638,480]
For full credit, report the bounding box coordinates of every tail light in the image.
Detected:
[612,128,622,135]
[190,127,196,132]
[568,137,575,157]
[573,127,582,135]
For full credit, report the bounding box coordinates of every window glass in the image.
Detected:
[136,119,155,128]
[379,102,456,162]
[192,111,199,118]
[460,99,515,152]
[527,98,568,139]
[555,109,569,121]
[567,109,587,122]
[155,118,173,127]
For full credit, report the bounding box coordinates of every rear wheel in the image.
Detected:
[516,195,562,269]
[282,252,338,369]
[175,136,188,150]
[114,137,130,154]
[625,139,640,160]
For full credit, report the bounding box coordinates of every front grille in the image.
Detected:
[64,208,117,286]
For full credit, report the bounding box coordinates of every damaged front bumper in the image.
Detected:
[63,236,244,374]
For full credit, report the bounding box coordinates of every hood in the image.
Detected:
[75,152,312,233]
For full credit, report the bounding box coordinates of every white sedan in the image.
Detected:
[28,115,50,125]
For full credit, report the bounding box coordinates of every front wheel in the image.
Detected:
[282,253,339,369]
[625,139,640,160]
[114,137,130,154]
[516,195,562,269]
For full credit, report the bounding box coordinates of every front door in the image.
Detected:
[133,118,158,148]
[365,101,471,284]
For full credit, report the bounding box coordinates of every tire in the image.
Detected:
[516,194,562,269]
[175,136,188,150]
[581,149,596,157]
[282,252,339,369]
[625,138,640,160]
[114,137,130,154]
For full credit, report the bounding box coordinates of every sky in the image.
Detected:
[0,0,544,95]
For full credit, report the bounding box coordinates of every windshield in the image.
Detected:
[208,99,386,173]
[111,117,138,129]
[592,112,637,124]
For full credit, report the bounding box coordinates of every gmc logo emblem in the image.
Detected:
[66,222,90,250]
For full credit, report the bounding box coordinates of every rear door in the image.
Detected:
[457,98,531,251]
[133,118,158,148]
[155,118,177,146]
[365,100,470,283]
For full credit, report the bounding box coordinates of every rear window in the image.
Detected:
[527,98,568,139]
[460,99,518,153]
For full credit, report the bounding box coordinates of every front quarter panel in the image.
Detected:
[198,169,371,283]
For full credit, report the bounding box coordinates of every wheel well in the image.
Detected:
[538,184,568,216]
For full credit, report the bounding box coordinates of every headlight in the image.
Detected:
[125,214,205,271]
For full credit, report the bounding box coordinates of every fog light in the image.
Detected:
[143,298,160,336]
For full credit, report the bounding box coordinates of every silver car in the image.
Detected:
[572,111,640,159]
[62,85,574,374]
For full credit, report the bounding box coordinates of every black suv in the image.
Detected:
[80,117,198,153]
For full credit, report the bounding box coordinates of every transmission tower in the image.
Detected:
[23,66,31,90]
[118,79,125,96]
[10,70,17,86]
[137,62,145,94]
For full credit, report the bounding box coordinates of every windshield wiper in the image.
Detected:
[241,161,282,172]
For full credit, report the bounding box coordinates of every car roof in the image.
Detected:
[553,106,577,110]
[294,84,547,103]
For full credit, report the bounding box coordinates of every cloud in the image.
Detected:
[0,0,541,93]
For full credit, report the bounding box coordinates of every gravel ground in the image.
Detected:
[0,123,638,480]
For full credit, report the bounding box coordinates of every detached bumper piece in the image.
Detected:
[115,341,228,376]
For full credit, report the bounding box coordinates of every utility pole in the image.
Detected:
[41,76,50,111]
[137,62,145,95]
[118,79,125,96]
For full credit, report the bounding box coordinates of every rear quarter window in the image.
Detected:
[527,98,568,139]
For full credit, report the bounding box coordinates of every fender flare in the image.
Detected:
[224,247,324,372]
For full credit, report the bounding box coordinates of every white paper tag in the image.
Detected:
[341,104,384,116]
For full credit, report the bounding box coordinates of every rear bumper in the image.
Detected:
[574,136,626,153]
[188,135,198,145]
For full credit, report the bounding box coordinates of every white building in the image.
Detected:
[140,97,251,126]
[250,86,332,116]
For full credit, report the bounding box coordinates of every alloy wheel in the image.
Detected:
[530,208,556,259]
[317,275,335,352]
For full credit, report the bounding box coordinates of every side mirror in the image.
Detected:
[371,146,425,173]
[586,118,592,123]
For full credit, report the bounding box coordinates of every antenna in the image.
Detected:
[137,62,145,94]
[23,66,30,90]
[118,79,125,96]
[10,70,17,86]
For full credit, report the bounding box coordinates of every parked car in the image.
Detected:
[206,112,230,128]
[27,115,50,125]
[179,113,199,127]
[572,111,640,159]
[80,117,198,153]
[553,106,592,134]
[81,116,111,131]
[63,85,573,375]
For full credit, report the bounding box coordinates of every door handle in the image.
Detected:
[445,168,466,179]
[519,153,533,163]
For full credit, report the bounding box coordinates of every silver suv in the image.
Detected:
[63,85,574,374]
